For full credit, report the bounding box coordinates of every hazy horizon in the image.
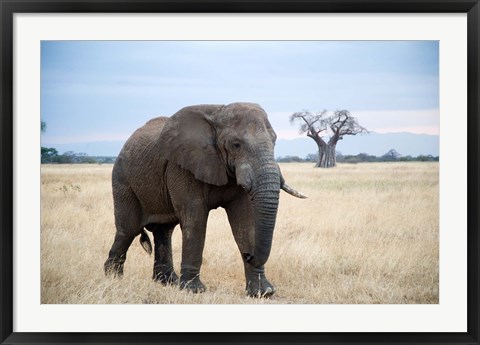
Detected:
[41,40,439,149]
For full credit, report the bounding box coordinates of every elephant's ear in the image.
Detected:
[159,106,229,186]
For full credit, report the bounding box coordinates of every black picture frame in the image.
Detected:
[1,1,479,344]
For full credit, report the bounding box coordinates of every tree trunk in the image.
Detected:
[316,143,336,168]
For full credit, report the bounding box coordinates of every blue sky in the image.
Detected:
[41,41,439,146]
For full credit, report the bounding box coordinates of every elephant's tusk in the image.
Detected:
[281,184,308,199]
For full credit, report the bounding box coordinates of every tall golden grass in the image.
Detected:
[41,162,438,304]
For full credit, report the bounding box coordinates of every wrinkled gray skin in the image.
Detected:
[104,103,306,297]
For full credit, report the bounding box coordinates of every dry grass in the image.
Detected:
[41,162,438,304]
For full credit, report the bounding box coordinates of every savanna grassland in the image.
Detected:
[41,162,438,304]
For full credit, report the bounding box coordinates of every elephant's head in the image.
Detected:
[159,102,306,268]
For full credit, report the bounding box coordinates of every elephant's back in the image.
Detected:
[144,116,169,129]
[113,116,169,182]
[119,116,168,158]
[132,116,169,143]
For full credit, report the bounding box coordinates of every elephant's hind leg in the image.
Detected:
[104,185,142,277]
[146,223,179,285]
[104,231,135,277]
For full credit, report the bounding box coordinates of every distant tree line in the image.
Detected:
[41,121,116,164]
[41,147,116,164]
[276,149,439,164]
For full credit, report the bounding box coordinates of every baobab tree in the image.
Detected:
[290,110,368,168]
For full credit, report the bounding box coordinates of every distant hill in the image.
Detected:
[275,132,439,158]
[45,141,125,157]
[44,132,439,159]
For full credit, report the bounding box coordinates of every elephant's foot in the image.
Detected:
[104,258,125,278]
[246,277,276,298]
[153,266,179,286]
[179,275,206,293]
[245,265,276,298]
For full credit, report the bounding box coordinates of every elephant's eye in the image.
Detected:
[232,142,241,150]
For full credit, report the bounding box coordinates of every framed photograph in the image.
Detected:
[1,1,479,344]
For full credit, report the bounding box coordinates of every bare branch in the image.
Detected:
[289,108,369,168]
[290,110,329,137]
[329,110,368,137]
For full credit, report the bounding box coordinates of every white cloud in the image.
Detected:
[354,109,439,135]
[274,129,304,140]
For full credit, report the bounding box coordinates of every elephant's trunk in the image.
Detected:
[243,164,281,268]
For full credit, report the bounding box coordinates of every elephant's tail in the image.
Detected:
[139,229,152,255]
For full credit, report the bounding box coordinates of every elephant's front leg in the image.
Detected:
[167,165,208,293]
[178,210,208,293]
[162,199,208,293]
[225,193,276,298]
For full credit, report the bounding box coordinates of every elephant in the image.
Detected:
[104,102,306,297]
